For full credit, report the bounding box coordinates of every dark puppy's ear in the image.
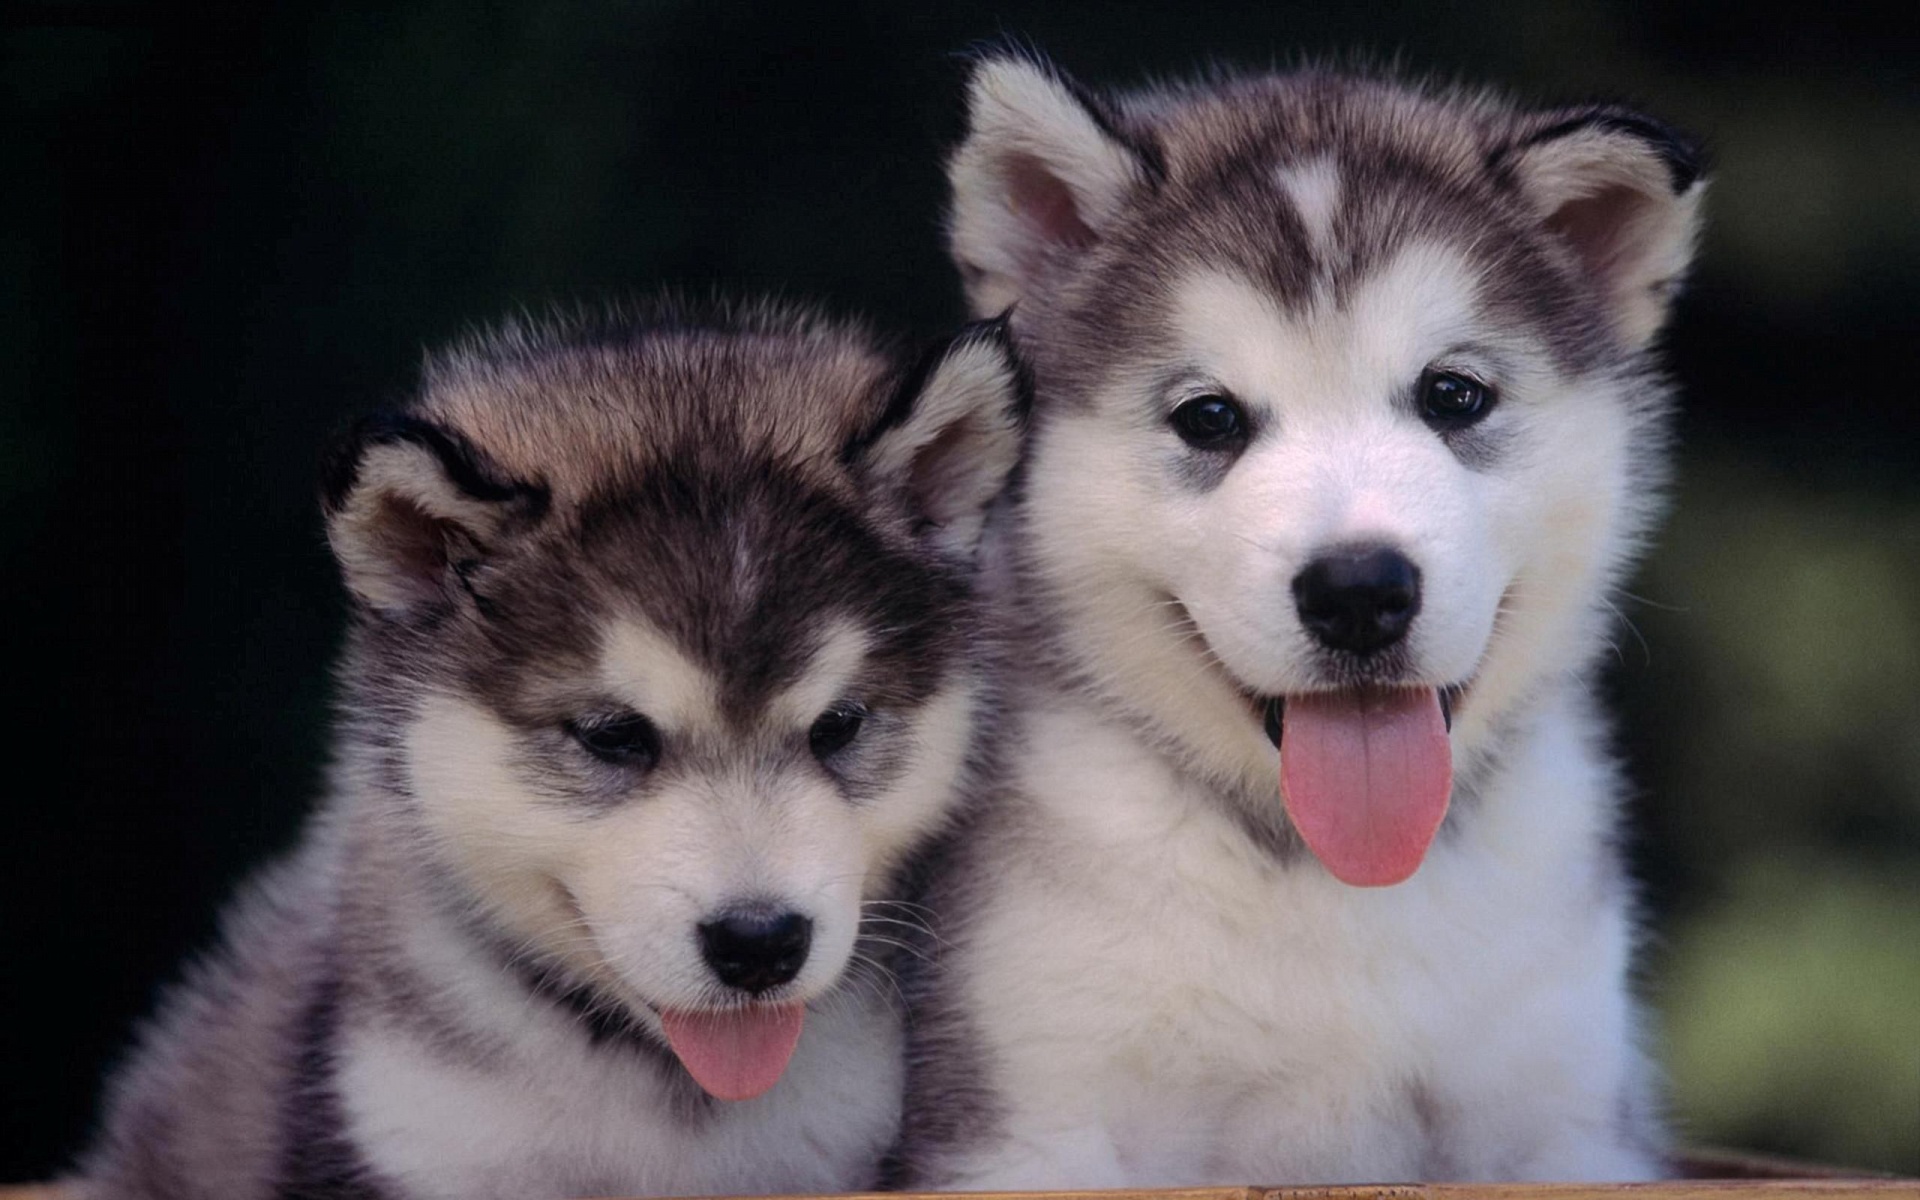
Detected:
[947,46,1160,317]
[1495,105,1707,350]
[321,413,549,617]
[850,318,1027,561]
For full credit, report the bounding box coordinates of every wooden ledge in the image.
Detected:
[7,1152,1910,1200]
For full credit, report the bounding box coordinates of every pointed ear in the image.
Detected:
[321,413,549,617]
[849,319,1027,560]
[947,49,1160,316]
[1497,106,1707,350]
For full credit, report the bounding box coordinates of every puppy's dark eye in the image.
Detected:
[1170,394,1248,448]
[809,703,866,760]
[567,712,661,769]
[1419,370,1494,427]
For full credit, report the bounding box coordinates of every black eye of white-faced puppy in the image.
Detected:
[1418,369,1495,428]
[1170,393,1250,449]
[567,711,662,769]
[808,703,866,760]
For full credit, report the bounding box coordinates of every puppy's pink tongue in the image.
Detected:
[1280,688,1452,887]
[658,1004,805,1101]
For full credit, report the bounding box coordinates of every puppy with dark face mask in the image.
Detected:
[77,301,1023,1200]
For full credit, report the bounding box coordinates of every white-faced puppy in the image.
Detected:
[75,301,1024,1200]
[894,49,1705,1187]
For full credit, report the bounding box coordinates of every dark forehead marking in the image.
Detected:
[566,458,964,724]
[1170,123,1503,321]
[1327,160,1480,291]
[1025,74,1624,396]
[1164,155,1322,311]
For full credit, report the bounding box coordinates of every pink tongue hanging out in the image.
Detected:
[1280,688,1453,887]
[658,1004,805,1101]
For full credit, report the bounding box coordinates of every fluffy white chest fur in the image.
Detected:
[340,978,903,1200]
[943,691,1650,1188]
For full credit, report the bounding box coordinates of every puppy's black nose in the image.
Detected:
[1292,545,1421,655]
[698,910,812,994]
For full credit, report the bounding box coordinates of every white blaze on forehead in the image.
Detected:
[1274,155,1342,252]
[767,619,872,729]
[598,618,721,730]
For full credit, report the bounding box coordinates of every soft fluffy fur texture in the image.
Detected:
[76,300,1025,1200]
[894,49,1704,1188]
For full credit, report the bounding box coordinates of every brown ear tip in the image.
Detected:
[320,411,549,520]
[953,311,1034,425]
[845,316,1028,468]
[1514,105,1708,195]
[319,410,402,516]
[1583,108,1706,193]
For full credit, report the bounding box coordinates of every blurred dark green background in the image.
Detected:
[3,0,1915,1183]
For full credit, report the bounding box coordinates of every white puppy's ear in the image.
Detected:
[322,414,549,617]
[851,318,1027,560]
[947,48,1159,316]
[1498,106,1707,350]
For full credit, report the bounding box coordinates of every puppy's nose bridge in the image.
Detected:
[1291,542,1422,656]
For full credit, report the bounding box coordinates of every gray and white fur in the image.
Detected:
[894,49,1706,1187]
[74,300,1025,1200]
